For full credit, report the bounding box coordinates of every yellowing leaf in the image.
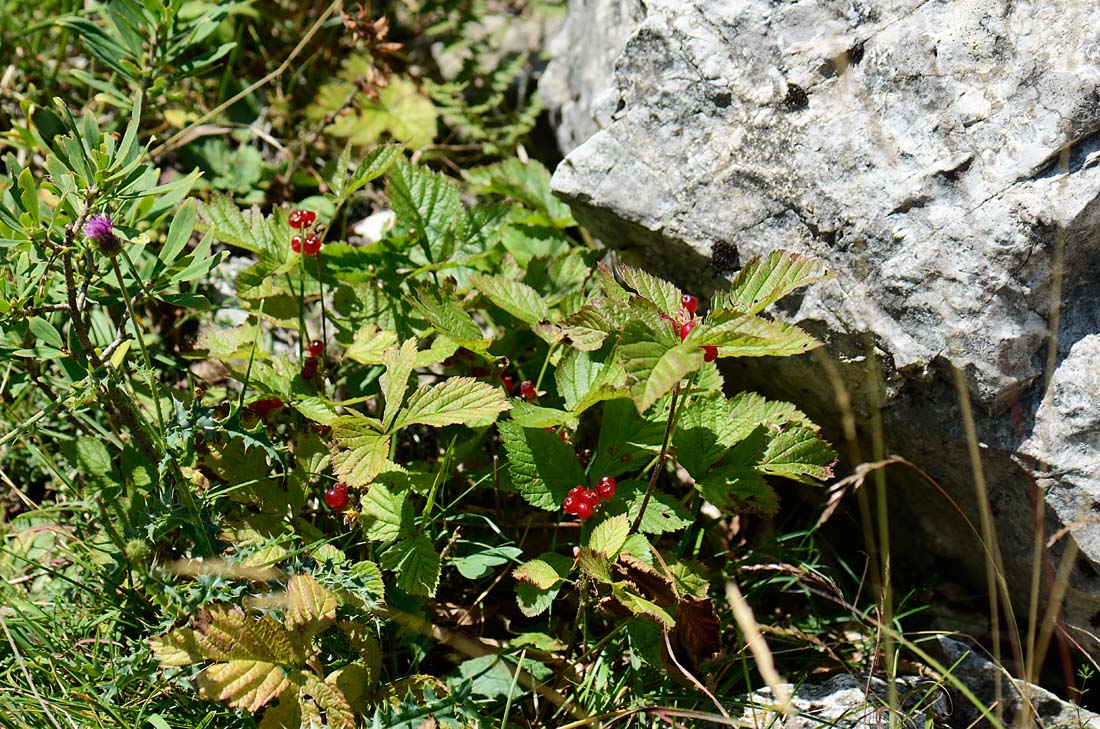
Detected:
[345,325,398,365]
[196,659,293,712]
[285,574,337,633]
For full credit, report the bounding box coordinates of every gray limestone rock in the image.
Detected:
[543,0,1100,655]
[739,638,1100,728]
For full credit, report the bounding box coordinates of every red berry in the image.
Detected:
[679,320,696,341]
[291,236,303,253]
[247,398,284,419]
[301,356,319,380]
[289,210,304,229]
[575,499,594,519]
[500,374,515,395]
[681,294,699,315]
[596,476,616,499]
[308,340,324,357]
[569,485,585,498]
[300,210,317,227]
[519,380,536,400]
[303,234,321,255]
[563,494,579,515]
[703,345,718,362]
[324,482,349,509]
[581,488,601,507]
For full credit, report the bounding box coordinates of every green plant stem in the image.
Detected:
[630,382,683,533]
[110,255,165,437]
[315,252,328,351]
[534,340,558,392]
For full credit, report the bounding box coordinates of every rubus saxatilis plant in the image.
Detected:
[114,141,836,724]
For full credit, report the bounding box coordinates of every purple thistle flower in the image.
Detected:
[83,213,114,241]
[83,213,120,256]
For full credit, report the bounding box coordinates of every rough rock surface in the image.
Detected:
[544,0,1100,655]
[740,637,1100,728]
[538,0,646,154]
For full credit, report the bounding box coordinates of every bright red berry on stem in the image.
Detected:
[575,499,594,519]
[300,210,317,227]
[569,485,585,498]
[679,320,697,340]
[289,210,304,229]
[563,494,579,515]
[324,482,349,509]
[291,236,303,253]
[581,488,601,507]
[703,345,718,362]
[301,356,319,380]
[309,340,324,357]
[681,294,699,314]
[500,374,515,395]
[303,234,322,255]
[596,475,616,499]
[519,380,536,400]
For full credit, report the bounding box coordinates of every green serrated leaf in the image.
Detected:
[632,343,703,414]
[381,339,418,431]
[345,325,398,365]
[360,475,412,544]
[498,420,586,510]
[464,158,574,228]
[195,194,281,258]
[726,249,834,315]
[470,273,550,325]
[696,313,821,357]
[588,514,630,558]
[507,401,577,430]
[406,281,491,349]
[387,160,461,262]
[381,534,441,597]
[616,263,683,315]
[331,417,391,487]
[696,465,778,516]
[759,426,837,483]
[394,377,511,429]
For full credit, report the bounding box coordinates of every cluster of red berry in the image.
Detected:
[325,481,349,510]
[302,339,324,380]
[662,294,717,362]
[562,476,616,520]
[288,209,322,255]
